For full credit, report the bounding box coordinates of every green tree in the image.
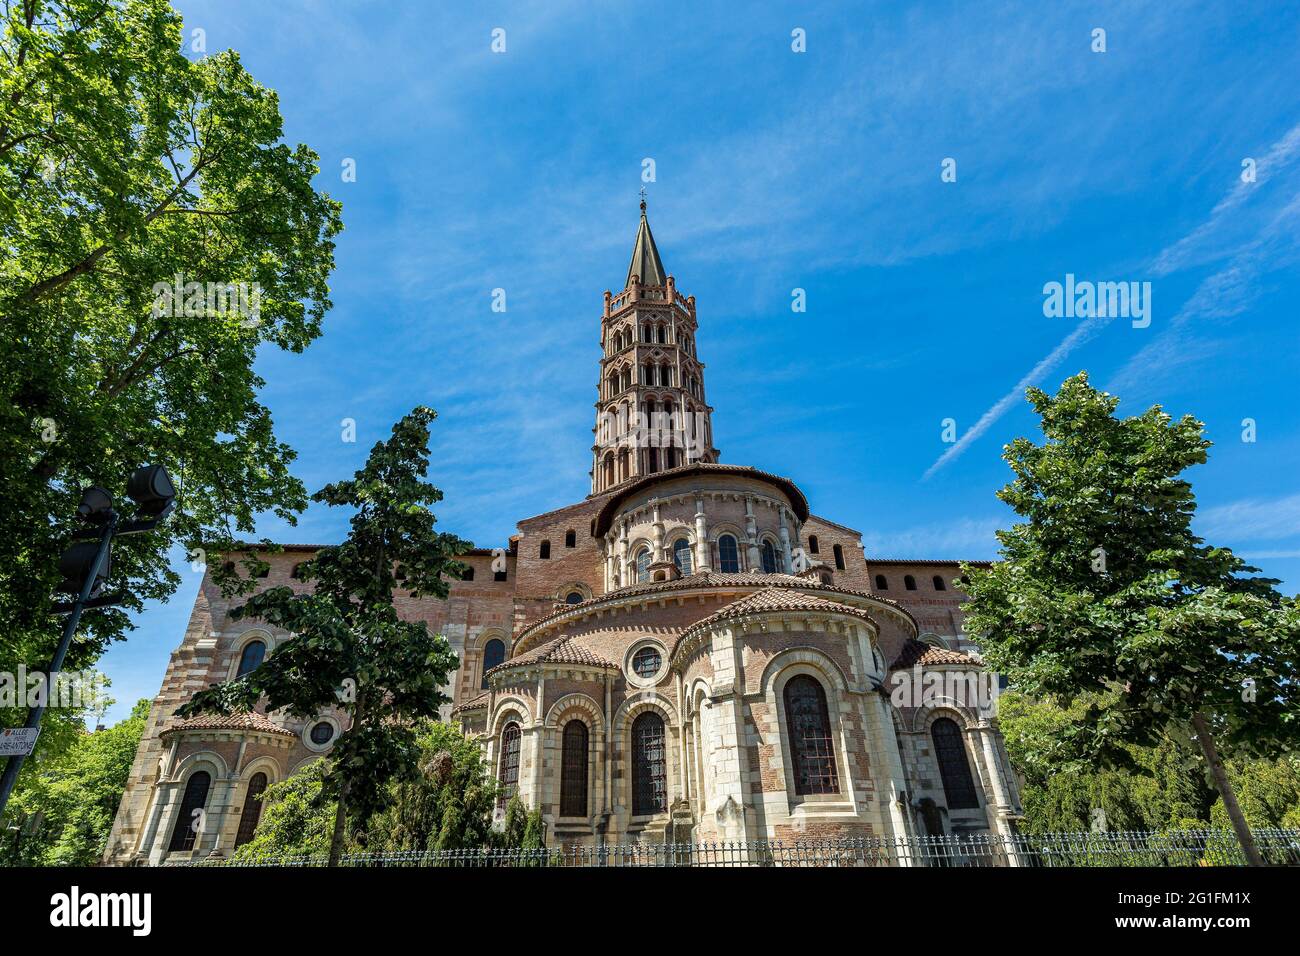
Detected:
[0,697,149,865]
[230,760,339,862]
[1209,756,1300,831]
[181,407,470,865]
[369,721,499,853]
[997,689,1214,834]
[0,0,342,770]
[962,373,1300,864]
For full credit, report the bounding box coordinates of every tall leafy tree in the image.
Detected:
[181,407,470,865]
[0,697,149,865]
[0,0,341,766]
[962,372,1300,865]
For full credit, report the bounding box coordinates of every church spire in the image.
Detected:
[592,203,720,496]
[625,197,667,289]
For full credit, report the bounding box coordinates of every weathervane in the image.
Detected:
[639,186,647,211]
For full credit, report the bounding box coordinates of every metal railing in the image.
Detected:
[172,828,1300,868]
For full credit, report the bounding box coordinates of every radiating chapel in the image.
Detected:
[105,204,1023,863]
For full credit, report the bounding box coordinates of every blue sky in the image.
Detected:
[96,0,1300,723]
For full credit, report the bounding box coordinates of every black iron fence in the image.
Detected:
[172,828,1300,868]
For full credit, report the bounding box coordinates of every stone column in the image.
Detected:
[705,625,752,842]
[694,496,710,572]
[618,519,630,586]
[743,496,761,571]
[866,691,916,861]
[778,508,793,573]
[652,501,665,564]
[975,720,1023,865]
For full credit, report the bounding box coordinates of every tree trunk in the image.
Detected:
[328,779,349,868]
[1191,712,1263,866]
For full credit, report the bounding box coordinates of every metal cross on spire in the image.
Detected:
[639,186,647,212]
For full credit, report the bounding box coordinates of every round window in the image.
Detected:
[565,591,583,605]
[631,646,662,679]
[309,721,334,745]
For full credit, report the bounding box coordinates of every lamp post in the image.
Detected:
[0,465,176,820]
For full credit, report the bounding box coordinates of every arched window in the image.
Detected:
[717,534,740,573]
[234,772,269,848]
[832,544,845,570]
[808,535,819,554]
[560,720,589,817]
[760,540,779,574]
[904,575,917,591]
[635,547,651,583]
[498,721,521,803]
[874,574,889,590]
[539,540,551,559]
[565,591,583,605]
[783,676,839,795]
[647,447,659,473]
[672,538,692,575]
[631,711,667,815]
[931,718,979,810]
[565,529,576,548]
[603,454,615,487]
[167,770,211,852]
[933,575,947,591]
[481,639,505,688]
[236,640,265,678]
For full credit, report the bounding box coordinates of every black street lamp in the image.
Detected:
[0,465,176,819]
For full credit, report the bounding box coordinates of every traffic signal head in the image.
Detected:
[75,487,114,523]
[56,540,111,597]
[126,464,176,518]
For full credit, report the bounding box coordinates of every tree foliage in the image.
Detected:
[232,722,546,860]
[230,759,338,861]
[0,697,149,865]
[963,373,1300,859]
[368,721,499,853]
[181,407,470,863]
[0,0,341,767]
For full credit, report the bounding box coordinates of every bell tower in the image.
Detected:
[591,199,719,495]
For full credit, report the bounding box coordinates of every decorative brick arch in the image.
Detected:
[906,696,982,734]
[757,645,850,698]
[489,696,533,735]
[543,692,603,729]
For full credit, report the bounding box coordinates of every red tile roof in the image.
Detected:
[486,635,617,679]
[165,711,296,737]
[450,691,490,715]
[671,587,876,655]
[513,570,916,652]
[889,638,980,670]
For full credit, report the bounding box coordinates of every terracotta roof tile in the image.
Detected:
[514,570,916,651]
[451,691,490,714]
[486,635,617,679]
[165,711,296,737]
[889,639,980,670]
[672,588,875,656]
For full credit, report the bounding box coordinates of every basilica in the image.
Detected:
[104,204,1023,863]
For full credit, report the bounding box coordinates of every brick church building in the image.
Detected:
[104,203,1023,863]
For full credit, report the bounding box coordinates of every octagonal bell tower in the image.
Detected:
[591,200,720,495]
